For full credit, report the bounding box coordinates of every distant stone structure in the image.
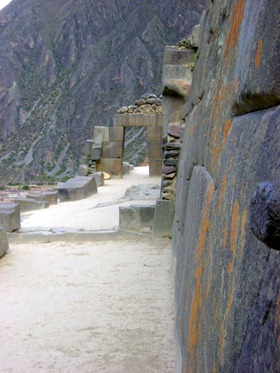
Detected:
[80,94,163,177]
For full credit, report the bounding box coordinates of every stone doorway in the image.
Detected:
[95,113,163,177]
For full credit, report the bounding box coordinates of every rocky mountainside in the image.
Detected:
[0,0,206,183]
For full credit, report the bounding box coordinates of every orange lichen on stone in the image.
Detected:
[213,362,217,373]
[240,208,248,245]
[218,175,227,214]
[255,39,263,68]
[214,307,219,327]
[223,223,229,249]
[223,119,232,147]
[188,181,215,371]
[209,78,234,173]
[189,122,195,138]
[234,77,239,94]
[228,200,240,276]
[224,0,246,63]
[218,280,235,367]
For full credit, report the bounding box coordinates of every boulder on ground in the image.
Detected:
[0,202,20,232]
[57,175,97,202]
[26,191,58,206]
[119,205,155,232]
[12,198,49,212]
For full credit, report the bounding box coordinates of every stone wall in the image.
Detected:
[173,1,280,372]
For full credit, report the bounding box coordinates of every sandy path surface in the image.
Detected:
[0,167,175,372]
[0,240,174,372]
[21,167,161,232]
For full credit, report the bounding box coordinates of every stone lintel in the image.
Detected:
[113,113,162,127]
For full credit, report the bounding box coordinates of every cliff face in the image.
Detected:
[0,0,206,183]
[173,0,280,372]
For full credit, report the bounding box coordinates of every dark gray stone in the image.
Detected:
[172,0,280,370]
[152,199,175,238]
[57,175,97,202]
[122,184,160,200]
[168,123,184,138]
[93,172,104,187]
[119,205,155,232]
[232,0,280,115]
[77,165,89,176]
[26,191,58,206]
[163,159,178,166]
[84,139,94,157]
[163,166,176,175]
[91,146,102,160]
[0,225,8,257]
[164,143,181,151]
[164,150,180,159]
[0,202,20,232]
[12,198,49,212]
[250,181,280,250]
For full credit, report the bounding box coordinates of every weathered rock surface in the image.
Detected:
[173,1,280,372]
[122,184,160,200]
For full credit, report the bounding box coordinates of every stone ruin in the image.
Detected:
[78,93,163,178]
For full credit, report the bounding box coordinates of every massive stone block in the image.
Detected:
[147,126,162,142]
[149,160,162,176]
[147,142,163,160]
[26,191,58,206]
[0,225,8,258]
[109,126,124,142]
[173,1,280,372]
[119,205,155,232]
[152,199,175,238]
[232,0,280,115]
[96,158,123,178]
[84,139,94,157]
[0,202,20,232]
[13,198,49,212]
[57,175,97,201]
[102,141,123,159]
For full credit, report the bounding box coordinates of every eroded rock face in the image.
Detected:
[0,0,206,184]
[173,1,280,372]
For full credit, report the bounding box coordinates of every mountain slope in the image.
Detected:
[0,0,206,183]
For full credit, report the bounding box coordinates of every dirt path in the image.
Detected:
[0,239,174,372]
